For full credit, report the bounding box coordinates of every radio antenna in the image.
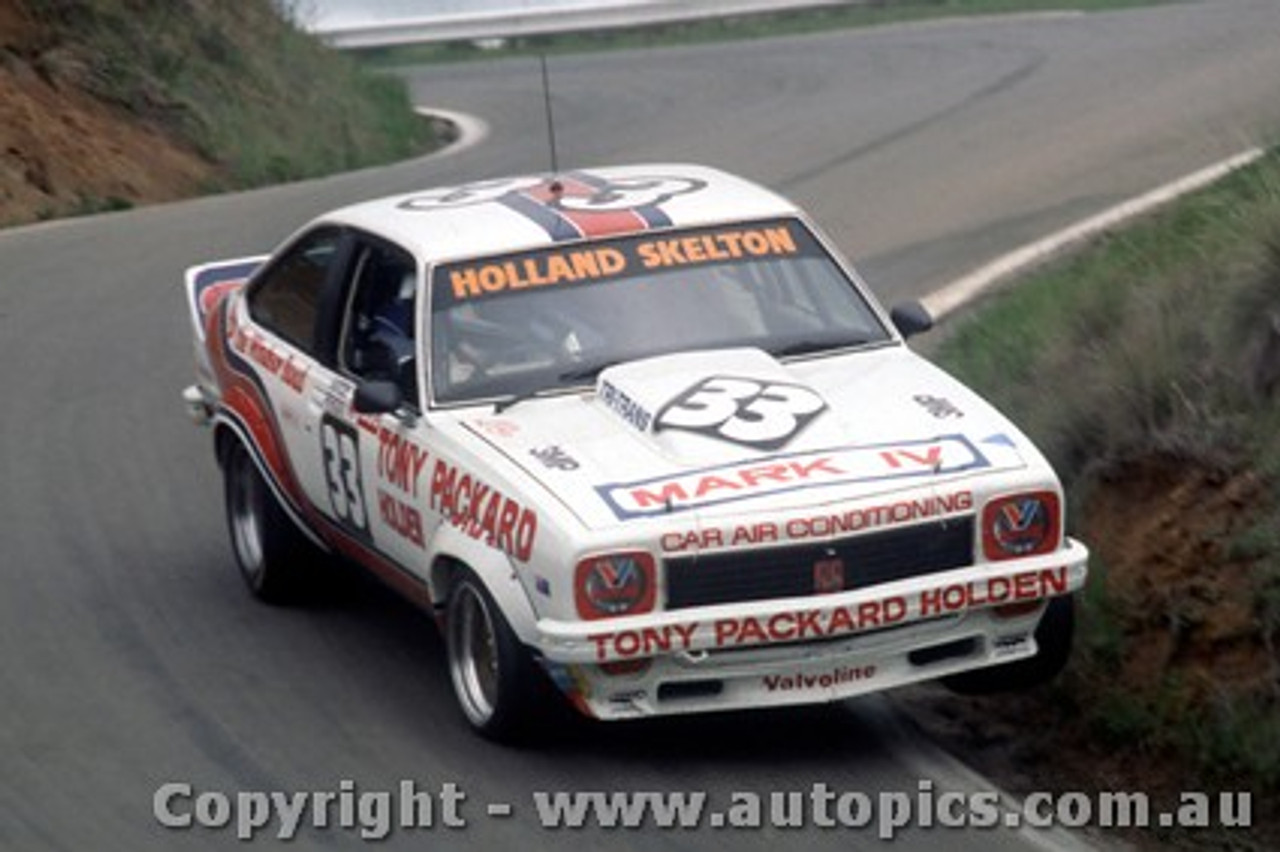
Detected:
[539,54,561,177]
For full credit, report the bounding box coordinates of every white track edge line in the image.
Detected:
[414,106,490,157]
[921,147,1267,322]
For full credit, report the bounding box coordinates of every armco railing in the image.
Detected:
[316,0,864,49]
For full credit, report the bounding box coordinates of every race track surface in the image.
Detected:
[3,2,1279,849]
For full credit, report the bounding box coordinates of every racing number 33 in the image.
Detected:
[321,416,370,536]
[656,376,826,450]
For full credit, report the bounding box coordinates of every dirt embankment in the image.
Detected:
[0,2,212,225]
[900,454,1279,849]
[0,0,431,228]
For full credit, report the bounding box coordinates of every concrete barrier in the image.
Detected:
[317,0,866,49]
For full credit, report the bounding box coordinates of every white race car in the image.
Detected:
[183,164,1088,739]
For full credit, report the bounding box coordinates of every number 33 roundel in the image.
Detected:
[655,376,827,451]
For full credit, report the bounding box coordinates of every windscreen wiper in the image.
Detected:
[492,391,540,414]
[492,359,628,413]
[556,360,624,384]
[771,336,873,358]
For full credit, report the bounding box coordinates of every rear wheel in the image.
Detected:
[445,568,542,740]
[223,441,310,604]
[944,595,1076,695]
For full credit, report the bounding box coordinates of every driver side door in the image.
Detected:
[314,234,429,568]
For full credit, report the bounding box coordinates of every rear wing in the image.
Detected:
[183,256,267,342]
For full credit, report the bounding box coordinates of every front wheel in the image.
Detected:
[445,569,543,741]
[223,441,311,604]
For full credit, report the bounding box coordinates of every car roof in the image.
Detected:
[319,163,803,265]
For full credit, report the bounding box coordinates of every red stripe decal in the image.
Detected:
[522,177,650,239]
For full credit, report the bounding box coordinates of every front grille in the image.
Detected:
[664,517,974,610]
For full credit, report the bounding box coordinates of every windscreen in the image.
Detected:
[428,217,890,405]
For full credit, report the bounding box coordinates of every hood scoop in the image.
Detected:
[592,348,837,464]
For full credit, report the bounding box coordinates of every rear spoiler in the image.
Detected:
[183,256,267,342]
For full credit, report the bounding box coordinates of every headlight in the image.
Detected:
[982,491,1061,560]
[574,551,657,619]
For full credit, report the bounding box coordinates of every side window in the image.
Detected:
[342,240,419,406]
[247,227,343,352]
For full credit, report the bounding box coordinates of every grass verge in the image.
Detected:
[16,0,434,191]
[928,150,1280,840]
[937,151,1280,483]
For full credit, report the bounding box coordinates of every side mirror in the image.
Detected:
[353,379,403,415]
[397,356,420,406]
[890,301,934,339]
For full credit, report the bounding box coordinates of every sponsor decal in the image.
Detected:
[989,497,1054,556]
[992,634,1031,659]
[377,429,430,498]
[763,665,876,693]
[234,326,311,396]
[377,489,426,550]
[320,416,371,542]
[433,218,809,307]
[585,566,1070,661]
[661,527,729,553]
[470,418,521,439]
[319,377,354,419]
[918,569,1066,617]
[232,326,309,396]
[398,177,546,211]
[529,445,580,471]
[280,360,308,394]
[550,173,703,216]
[428,459,537,562]
[398,172,704,242]
[913,393,964,419]
[598,380,653,432]
[374,429,431,550]
[580,556,650,617]
[599,435,998,519]
[655,497,975,553]
[655,376,826,450]
[785,491,972,542]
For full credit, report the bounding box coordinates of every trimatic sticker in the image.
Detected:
[598,379,653,432]
[596,434,1002,519]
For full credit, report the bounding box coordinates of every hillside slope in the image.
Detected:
[0,0,430,226]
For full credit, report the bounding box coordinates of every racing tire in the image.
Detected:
[445,568,544,741]
[943,594,1076,695]
[223,441,310,605]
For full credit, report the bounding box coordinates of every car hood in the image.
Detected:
[458,346,1039,530]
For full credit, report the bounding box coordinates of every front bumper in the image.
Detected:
[535,539,1087,719]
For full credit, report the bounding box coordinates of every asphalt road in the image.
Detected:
[4,2,1280,849]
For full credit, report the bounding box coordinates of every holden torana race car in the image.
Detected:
[183,164,1089,739]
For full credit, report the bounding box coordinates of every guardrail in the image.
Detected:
[317,0,866,49]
